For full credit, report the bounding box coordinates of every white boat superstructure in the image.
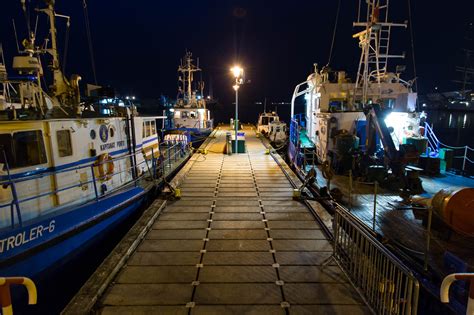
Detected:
[290,0,421,168]
[171,52,212,131]
[257,111,280,135]
[268,120,287,145]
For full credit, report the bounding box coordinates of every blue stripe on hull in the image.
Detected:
[0,187,147,278]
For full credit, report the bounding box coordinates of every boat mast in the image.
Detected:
[37,1,68,97]
[177,51,202,107]
[35,0,81,113]
[353,0,406,104]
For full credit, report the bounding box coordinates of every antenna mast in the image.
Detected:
[177,51,202,106]
[353,0,407,103]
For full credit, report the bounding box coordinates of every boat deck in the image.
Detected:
[313,165,474,275]
[76,126,369,314]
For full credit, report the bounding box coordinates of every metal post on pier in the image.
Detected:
[234,85,239,154]
[231,65,243,154]
[463,145,468,174]
[373,181,378,232]
[161,153,165,178]
[349,170,353,211]
[424,207,433,271]
[168,146,172,169]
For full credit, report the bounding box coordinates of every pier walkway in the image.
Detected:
[69,126,368,314]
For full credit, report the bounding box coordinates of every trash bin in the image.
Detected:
[231,132,246,153]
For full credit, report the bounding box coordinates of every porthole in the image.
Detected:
[110,127,115,138]
[90,129,96,140]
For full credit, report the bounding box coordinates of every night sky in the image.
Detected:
[1,0,473,123]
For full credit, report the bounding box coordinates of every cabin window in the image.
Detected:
[57,130,73,157]
[142,122,146,138]
[382,98,396,109]
[0,130,47,169]
[181,112,189,119]
[144,121,150,137]
[190,111,196,119]
[109,127,115,138]
[150,120,156,135]
[329,100,344,111]
[262,117,272,125]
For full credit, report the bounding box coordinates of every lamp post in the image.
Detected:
[231,66,243,154]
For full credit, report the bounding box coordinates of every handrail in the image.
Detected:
[0,141,191,229]
[0,277,37,315]
[0,141,184,186]
[440,273,474,315]
[424,122,474,173]
[331,205,420,314]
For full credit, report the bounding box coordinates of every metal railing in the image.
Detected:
[424,122,474,174]
[332,205,420,315]
[0,141,191,229]
[301,147,317,173]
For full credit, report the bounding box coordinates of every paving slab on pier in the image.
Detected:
[97,126,368,315]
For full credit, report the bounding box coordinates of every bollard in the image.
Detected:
[292,189,301,200]
[226,132,232,155]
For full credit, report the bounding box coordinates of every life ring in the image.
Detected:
[96,153,114,181]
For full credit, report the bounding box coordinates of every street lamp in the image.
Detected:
[231,65,243,153]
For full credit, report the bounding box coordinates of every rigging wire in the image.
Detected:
[326,0,342,67]
[407,0,418,93]
[12,19,21,53]
[82,0,98,85]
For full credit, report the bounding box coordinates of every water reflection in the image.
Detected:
[428,110,472,129]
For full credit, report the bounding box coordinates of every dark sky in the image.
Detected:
[1,0,473,122]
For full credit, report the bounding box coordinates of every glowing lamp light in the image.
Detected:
[231,66,243,78]
[169,108,175,112]
[233,84,240,91]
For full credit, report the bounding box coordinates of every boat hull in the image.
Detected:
[0,185,149,278]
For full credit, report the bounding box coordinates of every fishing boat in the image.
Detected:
[166,52,213,147]
[0,1,188,280]
[268,120,287,146]
[257,111,280,135]
[257,111,287,146]
[288,1,474,313]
